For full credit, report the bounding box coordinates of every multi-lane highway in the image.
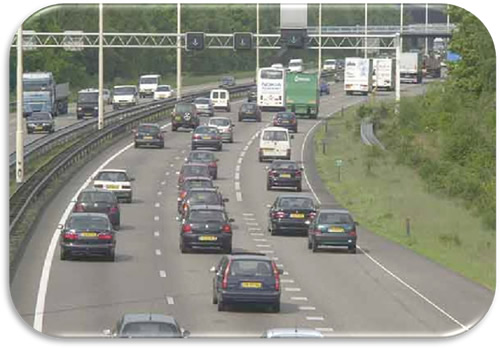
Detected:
[10,81,493,337]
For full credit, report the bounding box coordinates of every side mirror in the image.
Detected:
[290,135,295,140]
[278,268,284,275]
[228,218,235,223]
[129,177,135,182]
[102,329,112,337]
[300,167,304,171]
[182,329,191,338]
[216,159,220,162]
[209,266,217,273]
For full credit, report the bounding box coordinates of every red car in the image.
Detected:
[185,150,219,179]
[178,163,211,186]
[273,112,298,133]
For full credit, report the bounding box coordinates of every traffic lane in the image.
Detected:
[236,90,462,335]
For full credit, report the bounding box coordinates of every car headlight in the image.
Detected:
[77,107,82,111]
[94,106,98,110]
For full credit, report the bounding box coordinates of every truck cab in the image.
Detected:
[139,74,161,98]
[77,89,99,119]
[22,72,69,116]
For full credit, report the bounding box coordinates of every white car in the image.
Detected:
[139,74,161,98]
[210,89,231,112]
[208,117,234,143]
[112,85,139,110]
[323,59,337,71]
[288,59,304,73]
[153,85,174,100]
[258,127,293,162]
[271,63,284,69]
[93,169,135,203]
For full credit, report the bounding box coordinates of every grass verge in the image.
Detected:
[314,104,495,290]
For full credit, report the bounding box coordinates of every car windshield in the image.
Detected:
[289,62,301,67]
[184,180,213,190]
[325,60,336,64]
[79,191,115,203]
[242,103,257,112]
[195,98,210,104]
[140,77,158,84]
[272,162,298,170]
[175,104,193,113]
[189,192,221,205]
[78,92,98,103]
[278,197,314,209]
[222,77,234,83]
[27,113,51,121]
[189,152,214,162]
[195,127,218,135]
[209,119,230,127]
[188,210,225,223]
[183,165,209,177]
[262,131,287,141]
[229,260,273,277]
[121,322,180,338]
[276,113,294,120]
[138,125,160,134]
[67,215,109,230]
[113,87,136,95]
[156,86,171,92]
[95,171,128,182]
[260,70,283,79]
[318,213,353,225]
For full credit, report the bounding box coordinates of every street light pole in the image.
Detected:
[256,3,260,76]
[400,3,404,49]
[317,3,322,82]
[364,3,368,58]
[177,2,182,100]
[16,25,24,183]
[395,33,401,110]
[98,3,103,130]
[425,3,429,55]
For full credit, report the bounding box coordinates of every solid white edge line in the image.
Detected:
[301,115,469,331]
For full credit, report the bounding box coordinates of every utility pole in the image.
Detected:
[16,25,24,183]
[98,3,103,130]
[176,2,182,100]
[256,3,260,77]
[400,3,404,50]
[317,3,322,82]
[364,3,368,58]
[395,33,401,110]
[425,3,429,56]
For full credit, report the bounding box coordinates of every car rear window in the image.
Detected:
[156,86,170,92]
[272,162,298,170]
[189,192,221,205]
[188,210,225,222]
[138,125,160,134]
[318,213,353,225]
[189,152,214,162]
[95,171,128,182]
[183,165,210,177]
[121,322,180,337]
[175,103,194,113]
[276,113,294,120]
[184,180,214,190]
[229,260,273,276]
[209,119,230,127]
[79,191,116,203]
[67,215,109,230]
[195,127,218,134]
[278,197,314,209]
[28,113,52,121]
[195,98,210,104]
[262,130,288,141]
[241,103,257,111]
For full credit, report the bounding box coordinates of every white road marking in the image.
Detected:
[302,115,469,332]
[240,151,245,157]
[235,165,240,172]
[299,306,316,311]
[243,145,249,151]
[170,163,174,167]
[283,271,289,276]
[247,140,252,146]
[235,182,241,191]
[248,227,261,231]
[154,231,160,237]
[276,264,284,268]
[161,181,166,185]
[236,192,243,202]
[166,172,170,176]
[246,222,259,226]
[285,287,301,292]
[154,216,159,221]
[259,250,274,254]
[175,171,180,175]
[235,172,240,180]
[256,244,271,248]
[315,328,334,332]
[155,203,160,208]
[250,233,264,236]
[155,249,162,256]
[291,297,308,301]
[157,191,162,196]
[243,217,256,221]
[159,270,167,278]
[306,316,325,321]
[281,279,295,283]
[237,157,243,164]
[272,257,279,261]
[243,213,254,216]
[175,156,180,160]
[253,238,267,242]
[166,296,175,305]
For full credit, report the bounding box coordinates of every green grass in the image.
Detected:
[314,106,495,290]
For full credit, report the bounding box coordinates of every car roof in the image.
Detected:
[183,176,212,181]
[228,252,272,261]
[319,208,351,215]
[189,150,214,155]
[138,123,160,127]
[271,160,298,165]
[209,117,231,121]
[120,313,178,326]
[183,163,209,168]
[68,212,110,218]
[189,204,226,211]
[80,187,114,194]
[188,187,218,193]
[265,328,323,338]
[157,84,171,87]
[98,169,128,173]
[277,194,315,200]
[140,74,161,78]
[262,126,290,132]
[114,85,136,89]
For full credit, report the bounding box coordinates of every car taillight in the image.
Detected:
[273,211,286,219]
[291,118,296,124]
[180,191,187,199]
[216,136,222,140]
[295,170,302,177]
[182,224,192,233]
[98,233,113,240]
[209,162,217,167]
[63,232,78,240]
[222,260,232,289]
[73,203,85,212]
[94,184,103,188]
[193,134,201,140]
[349,227,357,237]
[271,262,280,291]
[271,170,279,177]
[222,224,232,233]
[109,205,119,214]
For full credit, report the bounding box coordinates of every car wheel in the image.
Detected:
[238,117,242,122]
[217,297,226,312]
[312,239,318,252]
[266,181,272,191]
[271,301,280,313]
[296,184,302,192]
[212,287,218,304]
[294,127,298,133]
[191,145,197,150]
[214,172,218,180]
[230,136,234,143]
[270,226,277,236]
[159,143,164,149]
[107,249,116,262]
[134,142,139,148]
[349,245,357,254]
[60,247,68,261]
[258,156,263,163]
[180,242,189,254]
[223,245,232,254]
[217,144,222,152]
[114,224,120,231]
[127,196,133,204]
[172,126,177,132]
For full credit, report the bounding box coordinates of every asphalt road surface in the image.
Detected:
[10,80,493,337]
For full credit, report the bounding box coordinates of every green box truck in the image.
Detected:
[285,72,319,119]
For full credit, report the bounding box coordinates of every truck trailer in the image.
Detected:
[400,52,423,84]
[344,57,373,95]
[372,58,395,90]
[285,72,319,119]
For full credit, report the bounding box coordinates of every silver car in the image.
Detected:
[193,97,215,117]
[208,117,234,143]
[262,328,324,338]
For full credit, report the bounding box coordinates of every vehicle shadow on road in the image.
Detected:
[117,224,135,232]
[223,301,299,314]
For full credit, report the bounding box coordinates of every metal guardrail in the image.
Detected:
[360,119,386,150]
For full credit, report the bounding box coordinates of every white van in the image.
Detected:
[139,74,161,98]
[288,59,304,73]
[258,127,293,162]
[112,85,139,110]
[210,89,231,112]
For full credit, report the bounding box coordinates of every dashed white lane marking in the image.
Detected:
[154,231,160,237]
[283,271,289,276]
[155,203,160,208]
[244,217,256,221]
[154,216,159,221]
[235,182,241,191]
[272,257,279,261]
[181,150,186,153]
[259,250,274,254]
[281,279,295,283]
[253,238,267,242]
[243,145,249,151]
[170,163,174,167]
[155,249,162,256]
[175,156,180,160]
[166,172,170,176]
[246,222,259,226]
[235,172,240,180]
[285,288,301,292]
[315,328,334,332]
[243,213,254,216]
[299,306,316,311]
[240,151,245,157]
[157,191,162,196]
[250,233,264,236]
[256,244,271,248]
[306,316,325,321]
[248,227,261,231]
[159,270,167,278]
[175,171,180,175]
[235,165,241,172]
[166,296,175,305]
[291,297,308,301]
[236,192,243,202]
[161,181,166,185]
[247,140,252,146]
[276,264,284,268]
[237,157,243,164]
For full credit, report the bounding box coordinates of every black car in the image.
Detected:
[59,212,116,261]
[178,163,212,186]
[307,209,358,253]
[272,112,297,133]
[191,126,223,151]
[103,313,189,338]
[134,123,165,148]
[266,160,303,192]
[73,188,120,229]
[247,86,257,102]
[77,89,99,119]
[211,252,282,312]
[179,205,234,254]
[185,151,219,179]
[319,79,330,96]
[26,112,55,134]
[267,194,318,236]
[238,102,261,122]
[179,187,228,217]
[219,76,236,88]
[171,103,200,131]
[177,176,215,211]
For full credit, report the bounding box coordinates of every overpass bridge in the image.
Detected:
[308,24,455,38]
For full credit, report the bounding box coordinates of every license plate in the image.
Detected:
[81,232,97,237]
[175,116,182,121]
[280,174,291,178]
[241,282,262,289]
[328,226,345,233]
[107,184,119,190]
[290,213,305,219]
[143,136,153,140]
[281,120,289,124]
[202,136,212,140]
[199,235,217,241]
[35,126,44,130]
